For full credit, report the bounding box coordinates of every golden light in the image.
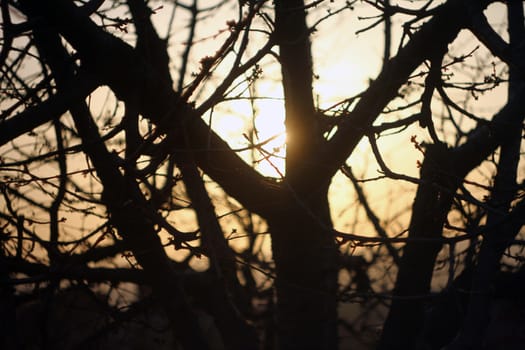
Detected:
[210,79,287,178]
[250,98,286,178]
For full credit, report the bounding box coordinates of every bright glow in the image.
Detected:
[252,98,286,178]
[212,113,246,137]
[313,60,369,109]
[210,96,286,178]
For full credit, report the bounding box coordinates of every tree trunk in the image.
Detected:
[272,1,339,348]
[378,143,458,349]
[269,188,338,349]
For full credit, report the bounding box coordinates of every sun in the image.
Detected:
[209,95,286,178]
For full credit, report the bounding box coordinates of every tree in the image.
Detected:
[1,0,524,349]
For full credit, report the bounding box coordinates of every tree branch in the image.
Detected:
[302,0,493,192]
[18,0,282,217]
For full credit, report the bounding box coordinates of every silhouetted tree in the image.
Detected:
[1,1,524,349]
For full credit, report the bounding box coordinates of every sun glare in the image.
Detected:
[251,98,286,177]
[211,95,286,178]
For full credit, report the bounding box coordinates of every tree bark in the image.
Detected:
[269,189,338,349]
[272,2,338,348]
[274,0,319,185]
[378,143,459,349]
